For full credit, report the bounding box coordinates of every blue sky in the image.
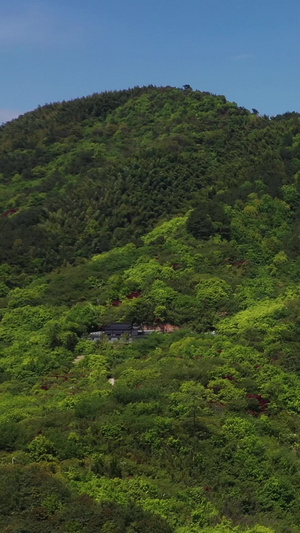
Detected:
[1,0,300,123]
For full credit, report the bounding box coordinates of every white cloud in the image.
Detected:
[0,109,21,124]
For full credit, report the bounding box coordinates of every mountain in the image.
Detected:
[1,85,300,276]
[1,87,300,531]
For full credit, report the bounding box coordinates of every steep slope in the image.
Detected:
[1,216,300,531]
[2,87,300,531]
[1,85,300,274]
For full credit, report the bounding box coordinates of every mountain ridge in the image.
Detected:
[1,85,299,275]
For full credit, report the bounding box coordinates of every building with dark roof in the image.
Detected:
[89,323,139,342]
[89,323,179,342]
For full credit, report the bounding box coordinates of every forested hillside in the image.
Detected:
[1,85,300,276]
[2,87,300,531]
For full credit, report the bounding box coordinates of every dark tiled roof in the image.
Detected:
[103,323,132,332]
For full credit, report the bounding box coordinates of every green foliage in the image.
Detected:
[2,86,300,531]
[28,435,57,462]
[218,299,285,337]
[1,86,299,273]
[8,284,47,308]
[196,277,231,307]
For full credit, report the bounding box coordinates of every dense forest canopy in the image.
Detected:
[2,86,300,531]
[1,85,300,276]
